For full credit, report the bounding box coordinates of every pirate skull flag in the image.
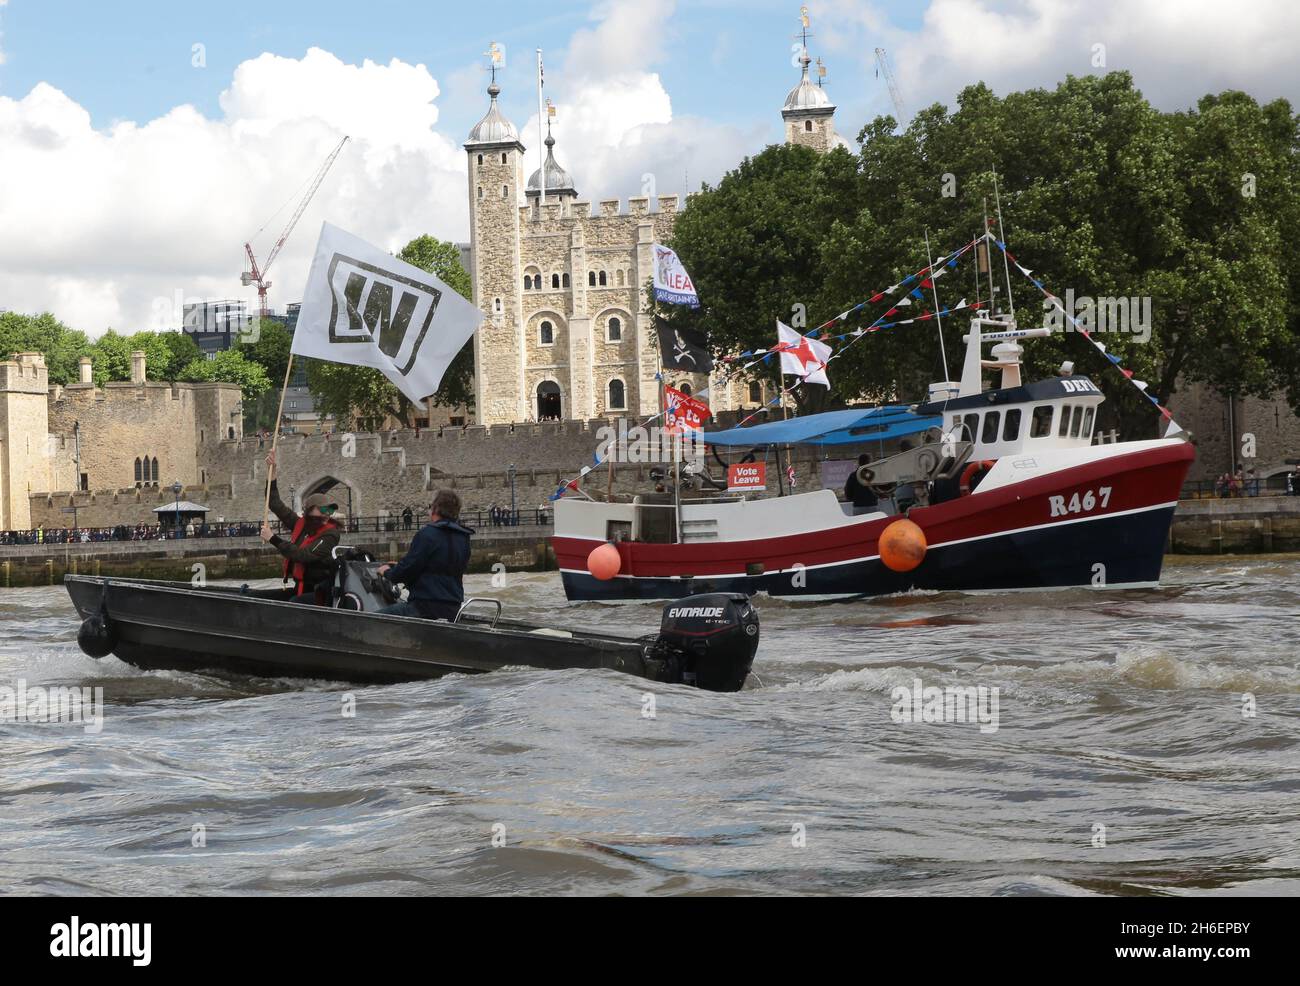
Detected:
[655,320,713,373]
[292,222,484,404]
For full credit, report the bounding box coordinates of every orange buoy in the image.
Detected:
[587,542,622,581]
[879,518,927,572]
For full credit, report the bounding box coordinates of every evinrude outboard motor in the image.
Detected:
[331,548,400,611]
[640,593,759,692]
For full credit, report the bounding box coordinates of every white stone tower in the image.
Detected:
[465,75,529,424]
[783,40,838,153]
[0,352,50,531]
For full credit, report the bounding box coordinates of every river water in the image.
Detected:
[1,557,1297,896]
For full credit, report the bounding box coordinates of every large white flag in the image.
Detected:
[777,320,831,387]
[291,222,484,404]
[652,243,700,308]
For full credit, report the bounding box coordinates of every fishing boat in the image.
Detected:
[553,310,1195,601]
[65,556,760,690]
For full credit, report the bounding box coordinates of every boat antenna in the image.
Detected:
[924,228,950,382]
[992,168,1015,320]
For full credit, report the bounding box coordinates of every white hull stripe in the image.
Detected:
[558,500,1178,579]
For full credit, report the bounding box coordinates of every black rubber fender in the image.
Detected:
[77,612,116,659]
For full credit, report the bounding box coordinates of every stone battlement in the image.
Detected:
[517,194,680,225]
[0,352,49,393]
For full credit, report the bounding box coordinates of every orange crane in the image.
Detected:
[242,135,350,318]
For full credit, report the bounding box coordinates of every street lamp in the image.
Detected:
[171,480,183,538]
[508,463,517,526]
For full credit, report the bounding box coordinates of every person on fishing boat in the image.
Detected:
[375,489,474,621]
[260,451,342,603]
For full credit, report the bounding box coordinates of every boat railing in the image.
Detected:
[455,597,503,628]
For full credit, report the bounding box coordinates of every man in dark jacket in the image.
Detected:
[842,453,879,513]
[260,451,342,603]
[376,489,474,620]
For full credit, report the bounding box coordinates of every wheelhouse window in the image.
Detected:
[539,320,554,345]
[981,411,1001,444]
[1002,408,1022,442]
[1070,405,1085,439]
[1058,404,1073,438]
[962,413,980,442]
[1030,405,1054,438]
[1082,406,1095,440]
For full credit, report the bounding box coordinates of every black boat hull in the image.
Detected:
[65,576,675,686]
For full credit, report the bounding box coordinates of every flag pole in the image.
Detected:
[264,352,296,525]
[536,49,546,206]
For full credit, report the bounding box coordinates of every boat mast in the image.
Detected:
[992,169,1015,321]
[982,196,998,316]
[925,228,950,381]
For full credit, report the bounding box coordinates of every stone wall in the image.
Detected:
[0,353,52,530]
[1167,381,1300,483]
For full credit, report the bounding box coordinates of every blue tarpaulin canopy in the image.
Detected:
[704,405,942,447]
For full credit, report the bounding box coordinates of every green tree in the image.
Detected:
[90,329,133,384]
[159,331,203,380]
[0,312,93,384]
[667,72,1300,435]
[238,317,293,385]
[180,348,271,403]
[306,234,474,429]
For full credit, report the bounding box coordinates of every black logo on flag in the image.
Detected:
[326,255,442,376]
[655,321,713,372]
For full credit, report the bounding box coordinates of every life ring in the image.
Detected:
[959,459,997,495]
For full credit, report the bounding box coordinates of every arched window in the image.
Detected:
[551,273,560,289]
[477,154,484,165]
[598,271,607,286]
[804,120,813,132]
[748,381,762,403]
[134,458,142,485]
[607,316,622,342]
[524,267,540,291]
[536,380,561,420]
[493,297,503,314]
[562,273,570,288]
[588,271,596,286]
[151,457,159,483]
[608,378,626,411]
[477,186,483,200]
[501,153,507,164]
[501,184,508,198]
[616,269,625,287]
[228,426,235,440]
[678,383,692,397]
[539,320,554,345]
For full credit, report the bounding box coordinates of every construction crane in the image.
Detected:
[873,47,906,124]
[242,135,350,318]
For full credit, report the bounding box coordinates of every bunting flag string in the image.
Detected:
[988,237,1182,430]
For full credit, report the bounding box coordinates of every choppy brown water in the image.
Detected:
[1,557,1298,896]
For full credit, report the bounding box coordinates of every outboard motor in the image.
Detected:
[331,548,400,611]
[641,593,759,692]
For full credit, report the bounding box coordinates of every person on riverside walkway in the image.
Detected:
[376,490,474,621]
[260,451,342,603]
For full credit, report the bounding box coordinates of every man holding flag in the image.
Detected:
[266,221,485,616]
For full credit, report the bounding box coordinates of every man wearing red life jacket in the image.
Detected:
[260,452,342,603]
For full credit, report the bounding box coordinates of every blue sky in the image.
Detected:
[0,0,924,145]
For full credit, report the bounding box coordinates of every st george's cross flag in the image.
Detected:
[291,222,484,405]
[776,320,832,387]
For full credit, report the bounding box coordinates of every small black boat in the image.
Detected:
[65,567,759,692]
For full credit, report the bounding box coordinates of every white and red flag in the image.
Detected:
[777,321,831,387]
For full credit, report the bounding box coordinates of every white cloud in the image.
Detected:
[515,0,760,204]
[818,0,1300,128]
[0,47,469,335]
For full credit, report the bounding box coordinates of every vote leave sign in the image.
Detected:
[727,462,767,492]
